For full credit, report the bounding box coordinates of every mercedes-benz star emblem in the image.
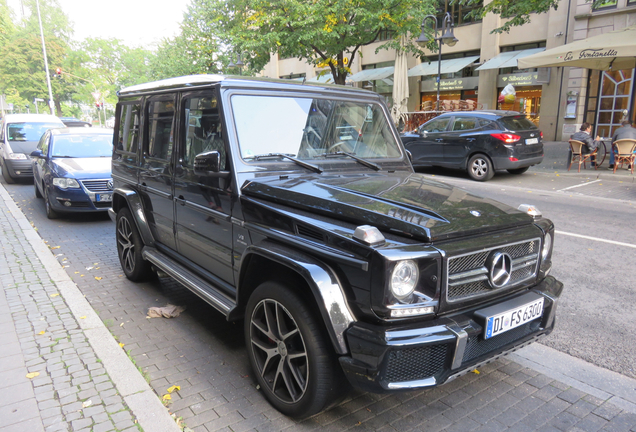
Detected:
[107,180,114,190]
[470,210,481,217]
[486,251,512,288]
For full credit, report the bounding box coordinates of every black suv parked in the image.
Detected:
[401,111,544,181]
[110,76,562,418]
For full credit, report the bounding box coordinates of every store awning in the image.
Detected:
[476,48,545,70]
[306,73,335,83]
[347,66,395,82]
[408,56,479,77]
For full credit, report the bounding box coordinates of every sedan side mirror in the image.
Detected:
[194,151,230,178]
[30,150,44,158]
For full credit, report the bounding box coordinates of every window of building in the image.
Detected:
[594,69,634,138]
[499,42,546,74]
[592,0,617,10]
[628,0,636,5]
[436,0,483,27]
[279,73,306,80]
[377,29,395,41]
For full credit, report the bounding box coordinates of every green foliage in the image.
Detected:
[193,0,437,84]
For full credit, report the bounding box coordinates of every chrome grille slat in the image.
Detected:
[446,239,540,302]
[80,179,112,193]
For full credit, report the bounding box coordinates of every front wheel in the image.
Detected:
[245,282,343,418]
[116,207,152,281]
[467,154,494,181]
[44,187,59,219]
[507,167,529,175]
[1,159,15,184]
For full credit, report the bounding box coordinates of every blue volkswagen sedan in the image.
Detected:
[31,128,114,219]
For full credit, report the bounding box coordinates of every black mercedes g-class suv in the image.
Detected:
[110,75,562,418]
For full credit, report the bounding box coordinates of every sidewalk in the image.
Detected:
[0,185,180,432]
[1,167,636,431]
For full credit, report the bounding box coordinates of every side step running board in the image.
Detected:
[142,247,236,316]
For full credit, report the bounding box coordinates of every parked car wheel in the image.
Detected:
[468,154,494,181]
[44,188,59,219]
[2,159,15,184]
[116,207,153,281]
[34,180,42,198]
[245,281,341,419]
[507,167,529,175]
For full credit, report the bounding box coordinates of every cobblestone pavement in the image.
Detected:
[2,172,636,431]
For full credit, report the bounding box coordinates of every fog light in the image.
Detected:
[63,201,72,207]
[15,171,21,175]
[390,306,434,317]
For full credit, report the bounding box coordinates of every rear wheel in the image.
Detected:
[467,154,494,181]
[507,167,529,175]
[116,207,153,281]
[245,282,343,418]
[1,159,15,184]
[44,187,59,219]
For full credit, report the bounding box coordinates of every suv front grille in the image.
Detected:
[81,179,112,193]
[446,239,540,302]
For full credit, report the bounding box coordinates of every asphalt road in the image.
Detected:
[2,166,635,386]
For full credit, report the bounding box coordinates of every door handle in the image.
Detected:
[435,138,444,142]
[467,138,476,142]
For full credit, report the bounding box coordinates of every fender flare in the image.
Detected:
[239,242,356,355]
[112,187,155,247]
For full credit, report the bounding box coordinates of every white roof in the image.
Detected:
[408,56,480,77]
[476,48,545,70]
[3,114,63,123]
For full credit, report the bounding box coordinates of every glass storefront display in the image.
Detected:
[586,69,634,138]
[496,86,542,125]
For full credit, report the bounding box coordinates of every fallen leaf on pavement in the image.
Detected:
[167,385,180,393]
[162,394,172,401]
[50,293,60,297]
[38,331,45,335]
[80,316,86,319]
[119,343,125,348]
[82,400,92,408]
[94,277,102,281]
[26,372,40,379]
[51,246,60,249]
[471,369,480,374]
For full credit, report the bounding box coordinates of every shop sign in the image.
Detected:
[420,76,479,92]
[497,72,540,87]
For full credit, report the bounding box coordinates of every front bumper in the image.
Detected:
[48,185,111,213]
[4,157,33,178]
[339,276,563,393]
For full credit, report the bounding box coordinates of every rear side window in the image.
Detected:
[7,122,62,141]
[115,103,141,163]
[146,98,175,160]
[451,117,479,131]
[499,116,538,131]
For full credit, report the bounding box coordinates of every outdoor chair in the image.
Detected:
[612,139,636,174]
[420,100,433,112]
[568,139,599,172]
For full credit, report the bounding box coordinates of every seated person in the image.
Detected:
[611,120,636,168]
[570,122,601,165]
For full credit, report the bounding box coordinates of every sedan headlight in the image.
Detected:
[542,232,552,261]
[53,178,80,189]
[390,260,419,301]
[8,153,27,159]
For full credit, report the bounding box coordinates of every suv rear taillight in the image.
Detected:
[540,131,544,139]
[491,133,521,143]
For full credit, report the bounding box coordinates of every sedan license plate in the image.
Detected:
[96,193,112,202]
[525,138,539,144]
[484,297,544,339]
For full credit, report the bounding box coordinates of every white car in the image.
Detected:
[1,113,64,183]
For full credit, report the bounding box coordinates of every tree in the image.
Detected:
[191,0,437,84]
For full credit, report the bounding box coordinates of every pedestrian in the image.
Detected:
[570,122,601,166]
[611,119,636,168]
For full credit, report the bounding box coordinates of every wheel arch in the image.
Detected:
[464,151,494,170]
[112,188,155,247]
[236,242,355,355]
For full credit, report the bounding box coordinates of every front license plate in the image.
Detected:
[525,138,539,144]
[485,297,544,339]
[96,193,112,202]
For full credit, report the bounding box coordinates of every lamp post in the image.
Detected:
[415,12,459,111]
[228,53,246,75]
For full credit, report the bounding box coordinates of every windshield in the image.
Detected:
[8,122,63,141]
[51,134,113,158]
[231,95,402,160]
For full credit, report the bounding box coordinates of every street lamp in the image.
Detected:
[415,12,459,111]
[228,52,246,75]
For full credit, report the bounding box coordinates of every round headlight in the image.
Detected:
[542,233,552,261]
[390,260,419,301]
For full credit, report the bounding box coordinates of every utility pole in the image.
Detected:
[35,0,55,115]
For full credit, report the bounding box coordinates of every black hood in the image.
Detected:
[241,172,531,242]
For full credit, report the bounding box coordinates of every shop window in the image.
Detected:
[500,42,546,75]
[628,0,636,5]
[362,61,395,99]
[592,0,617,10]
[595,69,634,138]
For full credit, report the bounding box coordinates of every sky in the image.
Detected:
[7,0,192,48]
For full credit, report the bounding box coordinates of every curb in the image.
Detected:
[0,183,181,432]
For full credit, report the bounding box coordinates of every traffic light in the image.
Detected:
[95,102,100,111]
[55,67,62,79]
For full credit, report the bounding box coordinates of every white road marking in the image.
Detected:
[556,230,636,249]
[558,180,601,191]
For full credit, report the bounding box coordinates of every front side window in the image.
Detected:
[182,94,225,170]
[146,98,175,160]
[37,131,50,155]
[420,117,451,133]
[231,95,402,161]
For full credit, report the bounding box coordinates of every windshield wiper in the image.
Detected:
[316,151,381,171]
[244,153,323,174]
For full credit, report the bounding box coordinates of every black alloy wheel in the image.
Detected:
[507,167,529,175]
[1,158,15,184]
[34,180,42,198]
[468,154,494,181]
[245,282,342,418]
[44,187,59,219]
[116,207,152,281]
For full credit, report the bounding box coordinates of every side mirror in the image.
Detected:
[194,151,230,178]
[30,150,44,158]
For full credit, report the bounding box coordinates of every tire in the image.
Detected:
[34,180,42,198]
[506,167,529,175]
[44,187,59,219]
[467,154,494,181]
[116,207,153,281]
[2,159,15,184]
[245,282,342,418]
